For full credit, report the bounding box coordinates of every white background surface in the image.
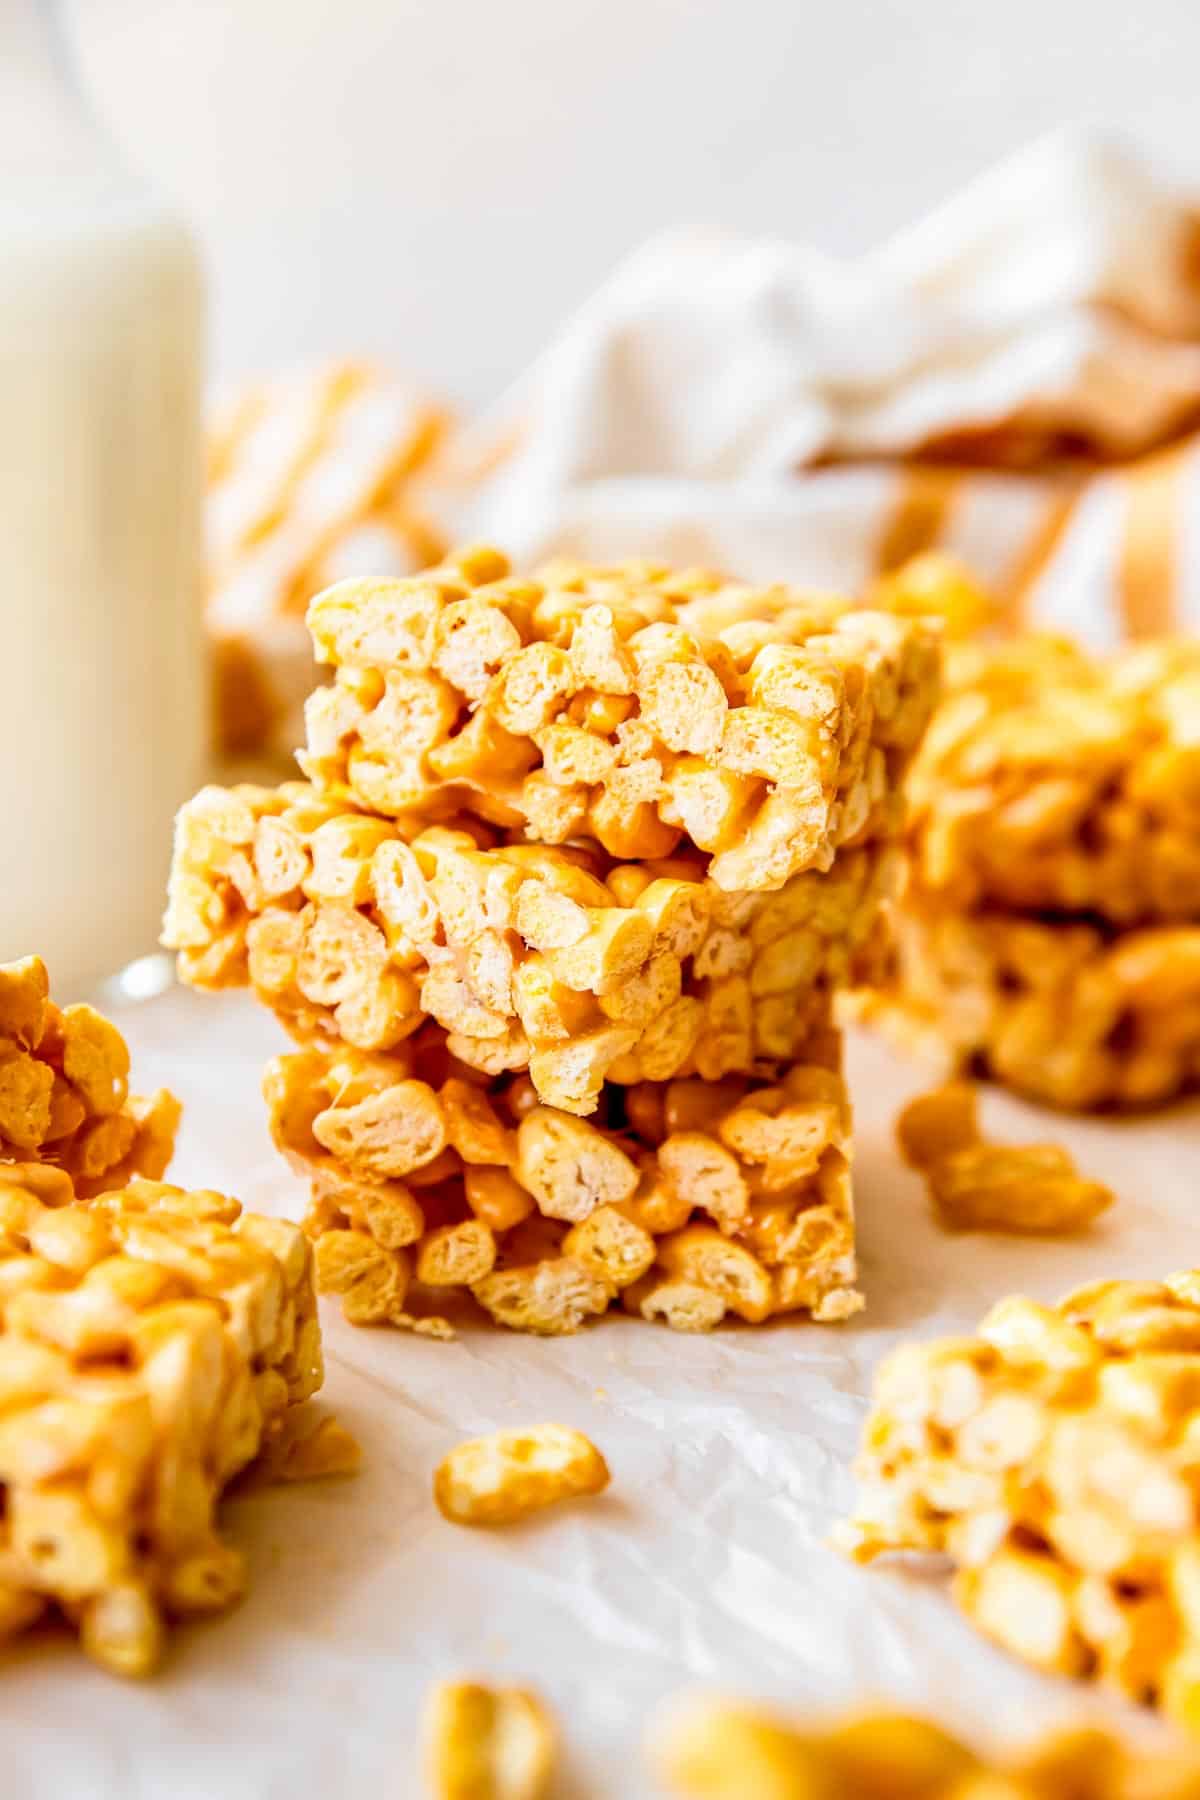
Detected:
[5,983,1196,1797]
[68,0,1200,401]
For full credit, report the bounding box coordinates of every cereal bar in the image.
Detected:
[907,636,1200,926]
[298,548,939,891]
[263,1030,860,1334]
[838,1275,1200,1724]
[164,781,890,1113]
[0,956,180,1195]
[0,1167,322,1675]
[864,900,1200,1109]
[651,1700,1200,1797]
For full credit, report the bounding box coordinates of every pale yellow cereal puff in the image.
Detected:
[424,1679,556,1800]
[515,1108,638,1222]
[434,1423,610,1527]
[895,1081,979,1171]
[263,1415,364,1483]
[651,1699,1200,1799]
[896,1079,1113,1236]
[650,1698,830,1800]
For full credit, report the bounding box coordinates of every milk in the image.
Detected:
[0,2,205,995]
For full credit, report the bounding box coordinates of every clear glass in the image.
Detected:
[0,0,205,1002]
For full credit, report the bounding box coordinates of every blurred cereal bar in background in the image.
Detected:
[838,1273,1200,1725]
[206,361,448,762]
[862,636,1200,1109]
[0,956,179,1197]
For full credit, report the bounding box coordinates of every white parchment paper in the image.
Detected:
[3,982,1198,1797]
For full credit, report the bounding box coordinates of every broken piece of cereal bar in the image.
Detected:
[0,956,180,1195]
[0,1168,322,1676]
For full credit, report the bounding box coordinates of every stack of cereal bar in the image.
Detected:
[165,548,940,1334]
[864,635,1200,1109]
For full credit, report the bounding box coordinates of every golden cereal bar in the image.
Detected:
[263,1029,859,1335]
[907,635,1200,926]
[862,897,1200,1110]
[0,1167,322,1676]
[838,1275,1200,1727]
[298,548,939,891]
[164,781,889,1114]
[651,1700,1200,1798]
[0,957,180,1195]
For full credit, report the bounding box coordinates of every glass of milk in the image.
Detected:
[0,1,205,997]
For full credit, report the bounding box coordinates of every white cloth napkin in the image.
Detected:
[437,130,1200,645]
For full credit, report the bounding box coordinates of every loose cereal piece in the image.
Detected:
[0,1169,325,1676]
[433,1424,610,1527]
[927,1144,1113,1234]
[294,550,938,890]
[424,1679,556,1800]
[261,1414,364,1482]
[839,1270,1200,1725]
[896,1082,1114,1234]
[0,957,180,1192]
[650,1699,1200,1799]
[651,1700,971,1800]
[895,1081,979,1169]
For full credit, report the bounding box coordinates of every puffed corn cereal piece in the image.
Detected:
[256,1413,364,1482]
[298,549,939,890]
[0,957,180,1193]
[839,1269,1200,1725]
[649,1698,1200,1799]
[895,1082,1114,1233]
[433,1423,609,1526]
[424,1679,556,1800]
[895,1080,979,1169]
[0,1168,328,1676]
